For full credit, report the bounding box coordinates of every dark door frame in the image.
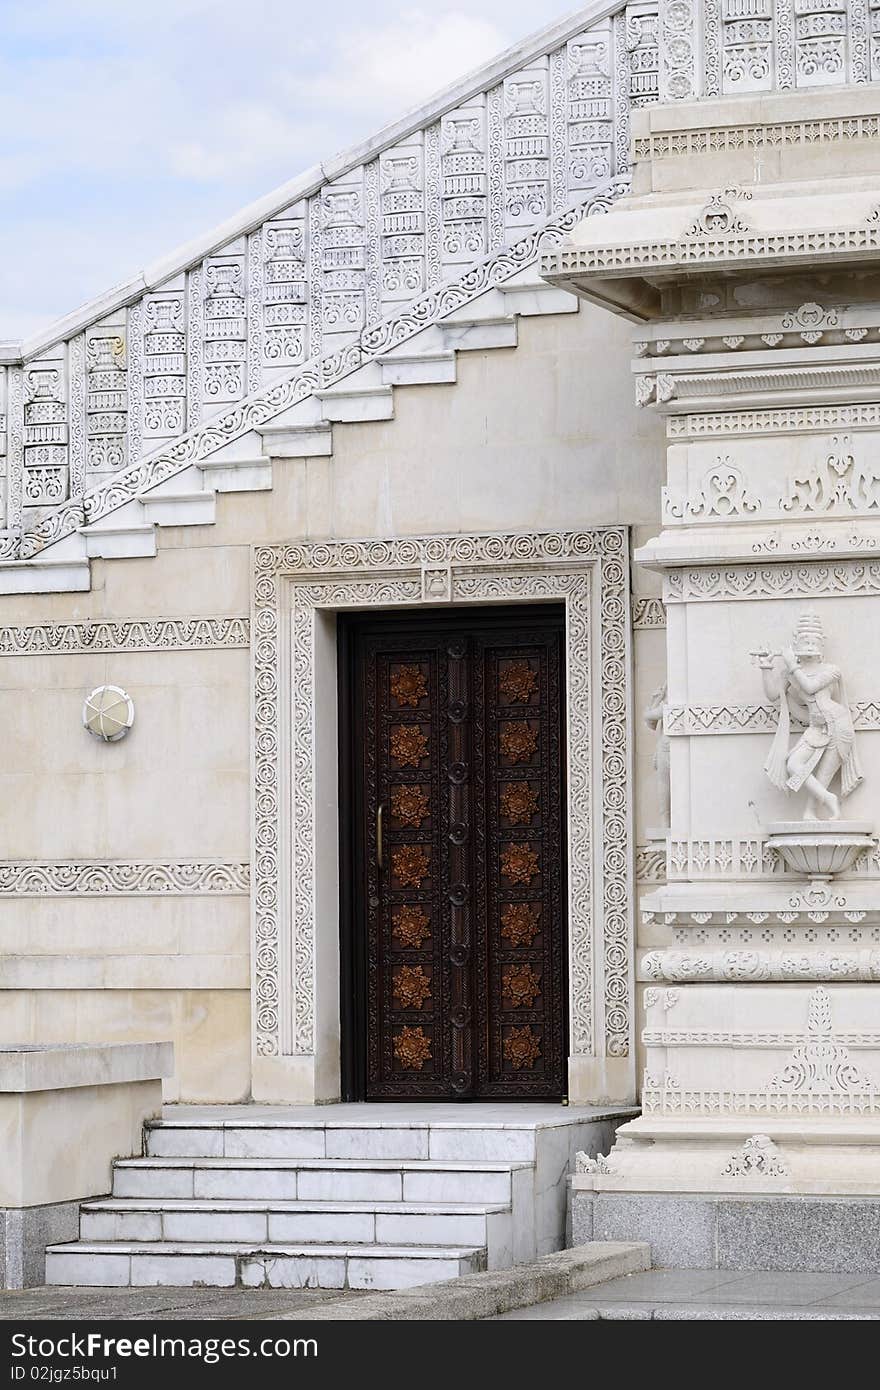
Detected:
[337,602,568,1103]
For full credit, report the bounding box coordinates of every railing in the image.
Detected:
[0,0,660,559]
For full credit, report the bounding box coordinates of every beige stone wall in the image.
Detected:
[0,302,666,1101]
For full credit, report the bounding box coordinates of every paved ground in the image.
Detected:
[0,1287,362,1321]
[491,1269,880,1319]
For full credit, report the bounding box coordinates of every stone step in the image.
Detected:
[78,1197,511,1258]
[45,1240,484,1290]
[439,314,518,352]
[378,350,457,386]
[111,1157,527,1204]
[498,279,579,317]
[197,455,272,493]
[314,385,394,423]
[137,489,216,527]
[80,522,157,559]
[146,1118,547,1162]
[256,423,333,458]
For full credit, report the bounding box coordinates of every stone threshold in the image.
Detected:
[158,1103,637,1129]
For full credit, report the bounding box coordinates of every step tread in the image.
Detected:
[82,1198,508,1214]
[48,1241,482,1258]
[115,1156,530,1171]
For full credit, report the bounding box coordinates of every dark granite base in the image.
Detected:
[570,1191,880,1273]
[1,1203,80,1289]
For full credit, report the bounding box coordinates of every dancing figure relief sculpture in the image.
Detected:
[751,611,863,823]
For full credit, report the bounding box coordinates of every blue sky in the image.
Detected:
[0,1,574,340]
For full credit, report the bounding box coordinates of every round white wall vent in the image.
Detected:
[82,686,135,742]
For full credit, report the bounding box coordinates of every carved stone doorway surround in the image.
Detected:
[251,528,634,1105]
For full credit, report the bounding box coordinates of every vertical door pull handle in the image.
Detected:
[377,802,385,871]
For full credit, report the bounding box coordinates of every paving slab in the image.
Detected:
[0,1286,361,1320]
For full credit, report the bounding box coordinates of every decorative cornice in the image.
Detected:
[642,948,880,982]
[0,616,249,656]
[0,861,250,896]
[632,596,665,629]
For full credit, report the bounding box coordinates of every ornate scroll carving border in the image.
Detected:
[665,700,880,735]
[0,860,249,896]
[664,560,880,603]
[251,528,633,1072]
[0,615,249,656]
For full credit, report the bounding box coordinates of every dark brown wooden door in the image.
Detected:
[339,606,567,1101]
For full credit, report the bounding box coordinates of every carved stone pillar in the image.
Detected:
[544,84,880,1220]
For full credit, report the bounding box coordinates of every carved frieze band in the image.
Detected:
[0,615,249,656]
[664,700,880,735]
[664,560,880,603]
[664,834,880,883]
[252,528,632,1068]
[668,404,880,440]
[0,861,250,896]
[634,113,880,162]
[632,596,665,629]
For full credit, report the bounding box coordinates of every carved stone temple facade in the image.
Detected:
[5,2,880,1286]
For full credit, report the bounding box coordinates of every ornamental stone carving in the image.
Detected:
[752,610,863,821]
[722,1135,790,1178]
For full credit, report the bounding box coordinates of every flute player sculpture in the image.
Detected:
[752,611,862,822]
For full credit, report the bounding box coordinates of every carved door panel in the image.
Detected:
[341,606,566,1101]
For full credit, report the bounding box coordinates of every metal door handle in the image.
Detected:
[377,802,385,871]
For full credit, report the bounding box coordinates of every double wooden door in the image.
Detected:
[339,606,567,1101]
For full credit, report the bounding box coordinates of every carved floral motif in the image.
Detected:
[393,964,432,1009]
[503,1026,542,1069]
[390,725,429,766]
[499,660,538,703]
[500,902,541,947]
[499,723,538,763]
[500,843,540,884]
[391,785,430,827]
[390,664,428,707]
[500,783,540,823]
[392,904,431,949]
[502,964,542,1008]
[392,845,431,887]
[722,1134,789,1178]
[393,1025,432,1070]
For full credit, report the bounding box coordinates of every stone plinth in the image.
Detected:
[0,1042,172,1287]
[543,80,880,1210]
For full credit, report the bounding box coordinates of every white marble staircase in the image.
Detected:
[7,268,578,596]
[44,1104,628,1290]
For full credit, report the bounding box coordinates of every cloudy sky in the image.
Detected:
[1,0,573,341]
